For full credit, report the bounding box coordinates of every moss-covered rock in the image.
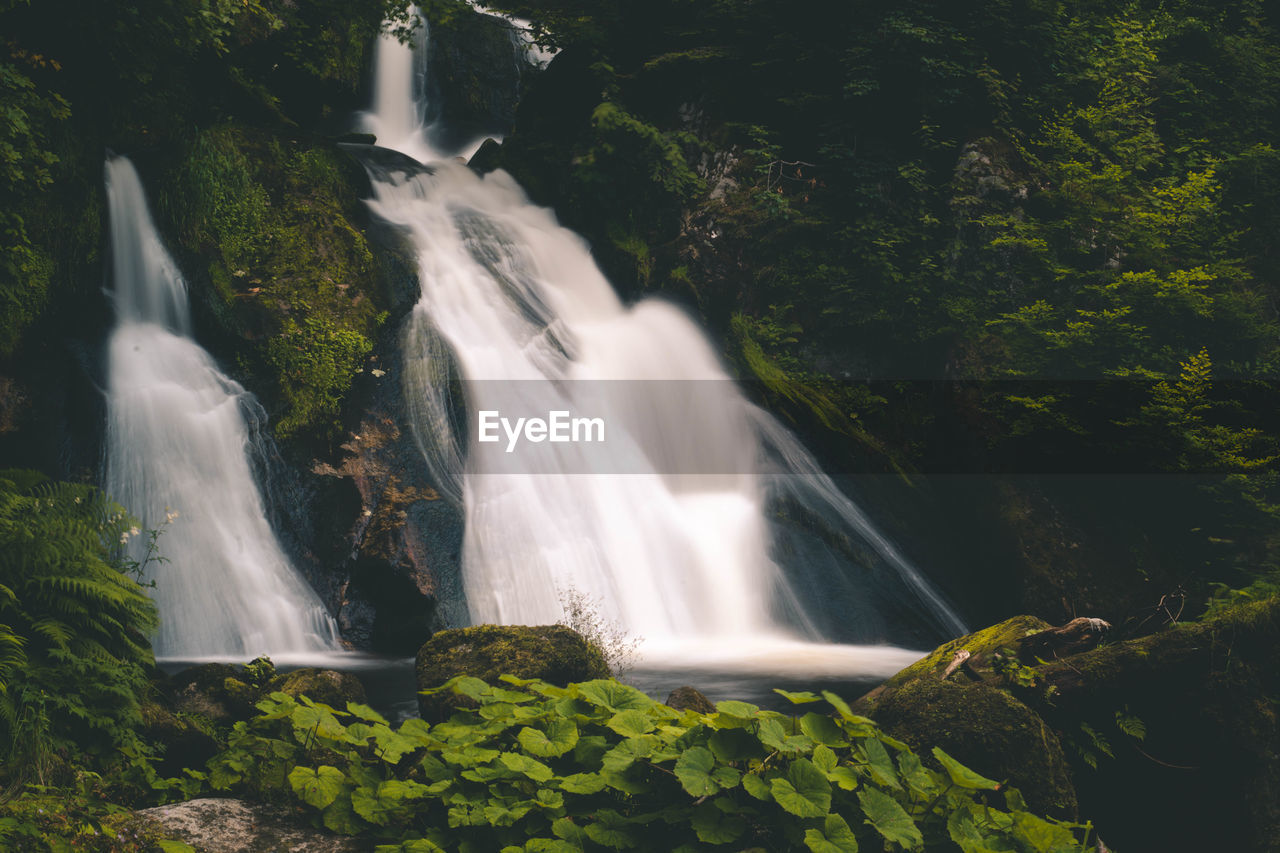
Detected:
[269,668,368,709]
[871,678,1078,819]
[154,124,394,445]
[170,663,248,722]
[666,685,715,714]
[855,614,1050,716]
[139,701,222,777]
[416,624,609,718]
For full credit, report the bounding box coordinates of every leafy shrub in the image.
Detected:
[201,675,1094,851]
[0,471,159,783]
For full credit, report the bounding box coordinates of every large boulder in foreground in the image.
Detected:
[137,798,362,852]
[416,624,609,718]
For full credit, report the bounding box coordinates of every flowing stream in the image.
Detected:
[103,155,340,660]
[358,8,966,680]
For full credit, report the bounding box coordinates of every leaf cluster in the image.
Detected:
[200,675,1093,851]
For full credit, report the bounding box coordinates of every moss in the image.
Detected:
[268,668,368,709]
[873,678,1078,819]
[158,125,386,443]
[416,624,609,719]
[856,614,1051,715]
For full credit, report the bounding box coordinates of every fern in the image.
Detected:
[0,470,159,782]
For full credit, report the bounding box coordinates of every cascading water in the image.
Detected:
[360,10,966,678]
[103,155,340,659]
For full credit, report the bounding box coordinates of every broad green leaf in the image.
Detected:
[812,744,838,774]
[601,736,653,772]
[441,744,501,766]
[576,680,654,711]
[674,746,720,796]
[501,751,554,782]
[861,738,901,790]
[709,727,759,762]
[897,751,935,795]
[933,747,1001,790]
[821,690,875,725]
[519,717,580,757]
[801,712,849,746]
[947,807,1011,853]
[585,810,639,849]
[858,787,923,849]
[553,816,590,843]
[742,772,773,801]
[346,701,388,724]
[774,688,822,704]
[288,765,346,809]
[715,700,760,719]
[828,766,860,791]
[756,717,788,751]
[558,772,606,794]
[804,813,860,853]
[606,709,655,737]
[770,758,832,817]
[691,801,746,844]
[526,840,580,853]
[322,793,365,835]
[602,766,654,794]
[1011,811,1079,852]
[158,843,197,853]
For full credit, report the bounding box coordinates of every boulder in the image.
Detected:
[170,663,253,722]
[666,685,716,714]
[269,668,367,709]
[416,624,609,718]
[136,798,363,852]
[870,678,1077,819]
[139,702,222,777]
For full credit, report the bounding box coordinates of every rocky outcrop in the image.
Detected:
[424,5,540,138]
[858,602,1280,852]
[416,624,609,719]
[137,798,364,852]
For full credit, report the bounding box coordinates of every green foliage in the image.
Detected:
[196,676,1093,851]
[161,126,383,441]
[0,471,159,784]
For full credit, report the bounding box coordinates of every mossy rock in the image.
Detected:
[170,663,246,721]
[666,685,715,714]
[269,668,368,709]
[416,624,609,718]
[854,614,1050,715]
[139,702,222,777]
[872,678,1078,819]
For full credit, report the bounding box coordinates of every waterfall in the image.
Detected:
[359,11,966,674]
[103,155,340,659]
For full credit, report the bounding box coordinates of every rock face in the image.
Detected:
[416,624,609,718]
[137,798,364,853]
[425,6,540,137]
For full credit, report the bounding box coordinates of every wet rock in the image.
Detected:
[416,624,609,719]
[136,798,363,852]
[170,663,250,722]
[666,685,716,714]
[139,702,221,777]
[269,668,367,709]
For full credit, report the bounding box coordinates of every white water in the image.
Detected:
[359,10,966,674]
[103,156,340,659]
